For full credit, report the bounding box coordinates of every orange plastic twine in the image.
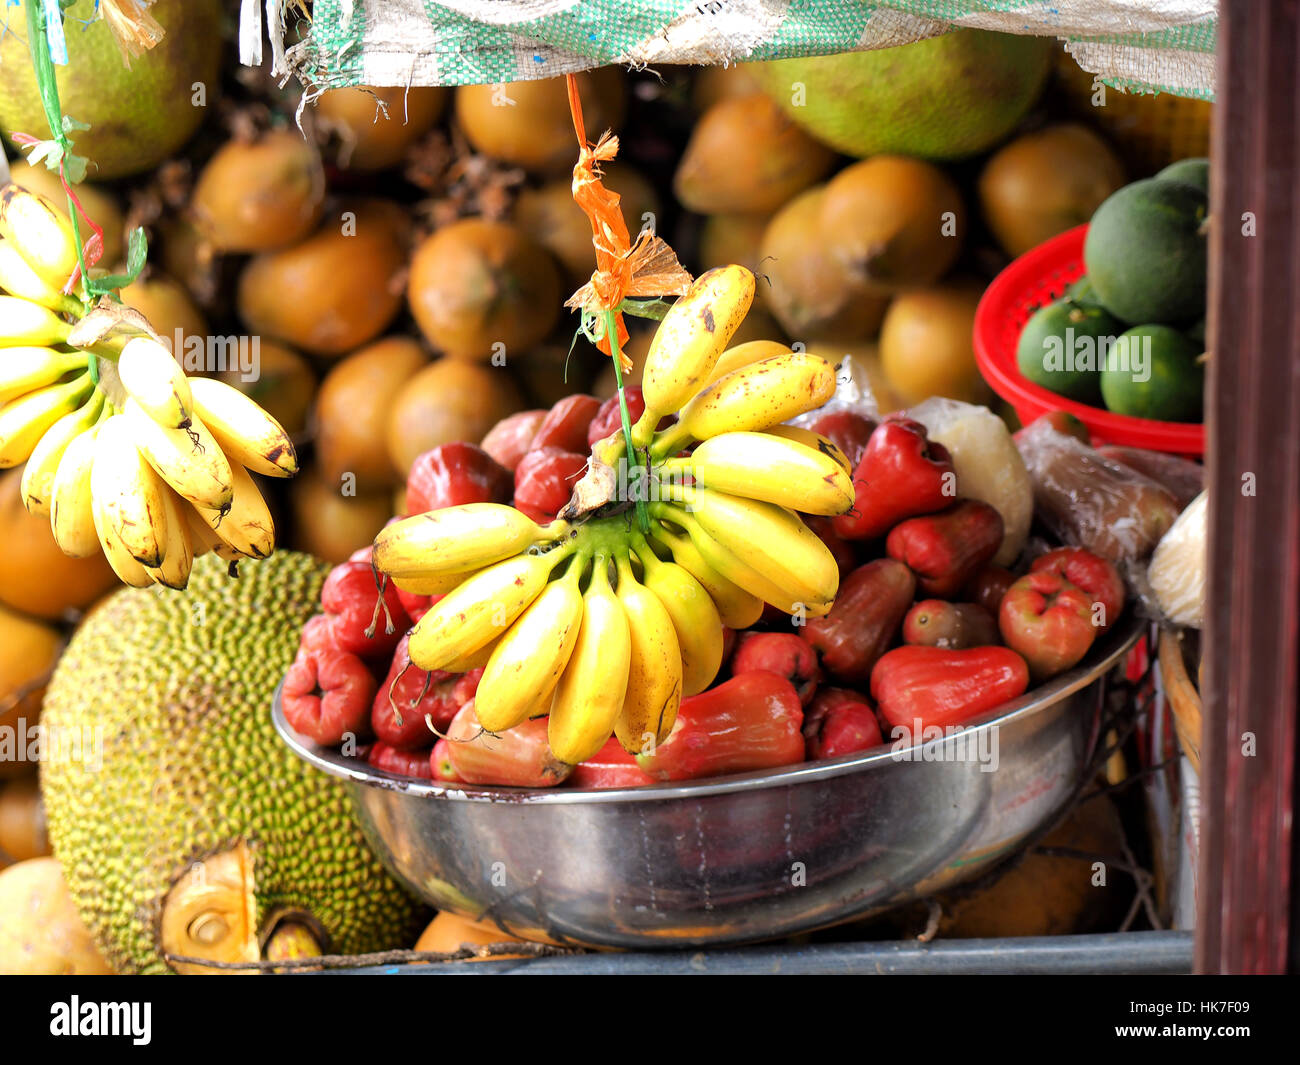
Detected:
[563,73,691,370]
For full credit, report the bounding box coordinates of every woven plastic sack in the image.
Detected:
[240,0,1217,99]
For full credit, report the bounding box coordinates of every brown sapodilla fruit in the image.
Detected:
[237,200,408,357]
[407,219,560,362]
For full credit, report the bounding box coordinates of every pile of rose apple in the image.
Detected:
[281,379,1126,788]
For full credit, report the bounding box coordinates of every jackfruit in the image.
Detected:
[40,552,426,974]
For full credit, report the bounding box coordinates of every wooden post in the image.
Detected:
[1197,0,1300,974]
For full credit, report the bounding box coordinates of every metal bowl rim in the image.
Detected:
[273,616,1142,806]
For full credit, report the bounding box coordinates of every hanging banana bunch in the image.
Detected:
[374,262,855,764]
[0,180,297,590]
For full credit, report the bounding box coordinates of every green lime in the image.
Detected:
[1017,298,1121,403]
[1100,324,1203,421]
[1084,178,1208,324]
[1064,275,1107,311]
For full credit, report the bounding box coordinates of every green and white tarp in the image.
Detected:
[240,0,1217,100]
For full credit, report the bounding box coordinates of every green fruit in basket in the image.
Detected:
[1156,157,1210,194]
[749,30,1052,161]
[39,552,427,974]
[0,0,222,180]
[1100,324,1203,422]
[1017,299,1120,404]
[1084,178,1207,325]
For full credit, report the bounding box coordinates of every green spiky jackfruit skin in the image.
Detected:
[40,552,426,974]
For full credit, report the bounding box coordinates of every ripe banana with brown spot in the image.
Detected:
[191,462,274,559]
[20,387,103,515]
[0,370,93,468]
[89,477,152,588]
[147,487,195,589]
[375,503,567,581]
[188,376,297,477]
[474,554,586,733]
[117,336,194,430]
[650,351,836,458]
[661,430,854,515]
[49,422,102,558]
[763,424,852,473]
[0,240,80,313]
[91,414,169,567]
[407,547,572,673]
[0,184,80,288]
[122,398,234,511]
[548,556,631,765]
[632,535,724,696]
[631,264,755,446]
[613,553,681,754]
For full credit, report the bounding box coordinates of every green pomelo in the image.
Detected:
[1017,299,1121,404]
[40,552,427,974]
[1084,178,1207,324]
[749,30,1052,161]
[1100,324,1203,422]
[0,0,222,179]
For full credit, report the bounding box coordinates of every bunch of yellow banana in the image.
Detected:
[372,262,856,763]
[1,179,300,589]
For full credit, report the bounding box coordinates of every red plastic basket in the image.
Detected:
[973,224,1205,457]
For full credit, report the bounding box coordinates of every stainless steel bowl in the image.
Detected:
[273,617,1141,950]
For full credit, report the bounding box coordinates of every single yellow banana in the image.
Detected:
[442,640,497,674]
[651,351,837,457]
[91,414,169,567]
[407,547,572,672]
[662,430,854,515]
[146,487,195,589]
[666,487,839,608]
[474,554,586,733]
[49,423,102,558]
[20,387,103,515]
[701,340,792,390]
[631,265,755,446]
[548,556,631,765]
[650,503,832,618]
[646,521,764,629]
[763,425,852,472]
[191,462,274,559]
[0,240,81,313]
[0,370,93,468]
[0,295,70,347]
[122,398,234,511]
[375,504,566,580]
[612,554,682,755]
[0,346,86,405]
[632,536,724,696]
[116,336,194,430]
[0,184,80,288]
[90,480,153,588]
[188,376,297,477]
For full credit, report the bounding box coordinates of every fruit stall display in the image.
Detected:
[0,1,1216,973]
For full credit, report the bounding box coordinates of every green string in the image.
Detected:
[24,0,91,303]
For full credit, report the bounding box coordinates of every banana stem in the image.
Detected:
[649,420,693,462]
[605,309,650,536]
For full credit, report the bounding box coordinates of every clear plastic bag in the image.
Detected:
[1015,418,1181,563]
[908,397,1034,567]
[1147,489,1207,628]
